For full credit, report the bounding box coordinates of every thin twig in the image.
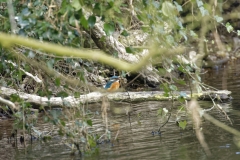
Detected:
[158,113,171,132]
[123,73,141,88]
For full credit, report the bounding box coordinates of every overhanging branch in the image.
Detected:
[0,32,185,72]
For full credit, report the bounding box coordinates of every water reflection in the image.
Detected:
[1,62,240,159]
[97,101,240,160]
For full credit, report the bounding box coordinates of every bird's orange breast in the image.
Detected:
[108,80,120,91]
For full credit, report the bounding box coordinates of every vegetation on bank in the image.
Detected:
[0,0,240,156]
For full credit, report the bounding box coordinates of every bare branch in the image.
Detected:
[5,60,42,83]
[0,96,18,111]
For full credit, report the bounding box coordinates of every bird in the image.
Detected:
[104,76,120,91]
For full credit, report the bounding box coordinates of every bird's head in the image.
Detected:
[104,76,120,90]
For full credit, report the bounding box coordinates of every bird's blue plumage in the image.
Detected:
[105,80,114,89]
[104,76,119,89]
[110,76,119,79]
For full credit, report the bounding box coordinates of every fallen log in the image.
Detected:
[0,86,231,110]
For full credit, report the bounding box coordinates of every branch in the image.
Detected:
[0,86,231,108]
[5,60,42,83]
[0,96,18,111]
[188,100,211,156]
[203,113,240,137]
[7,0,18,33]
[0,32,184,72]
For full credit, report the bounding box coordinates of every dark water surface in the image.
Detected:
[1,61,240,160]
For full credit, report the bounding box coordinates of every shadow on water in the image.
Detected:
[1,61,240,159]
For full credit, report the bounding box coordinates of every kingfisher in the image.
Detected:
[104,76,120,91]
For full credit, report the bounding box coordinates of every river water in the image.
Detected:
[0,61,240,160]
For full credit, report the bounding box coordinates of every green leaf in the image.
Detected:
[226,22,233,33]
[56,91,69,98]
[121,30,129,37]
[60,120,66,126]
[93,3,102,16]
[142,0,148,7]
[199,6,209,16]
[166,35,175,44]
[158,68,166,76]
[178,66,186,73]
[88,135,97,147]
[173,78,186,85]
[113,4,121,13]
[47,59,55,69]
[87,119,92,126]
[80,16,88,29]
[178,120,187,130]
[185,65,193,72]
[10,94,22,102]
[55,78,61,86]
[161,83,170,94]
[71,0,81,11]
[190,30,198,38]
[108,1,114,8]
[88,16,96,28]
[104,23,115,36]
[22,8,31,16]
[152,1,160,9]
[169,85,178,91]
[196,0,203,7]
[77,72,85,82]
[214,15,223,22]
[121,71,126,78]
[74,92,80,98]
[174,1,183,12]
[162,1,177,17]
[14,111,23,119]
[180,30,187,41]
[163,92,169,97]
[22,102,31,108]
[14,70,24,81]
[126,46,134,53]
[176,17,183,29]
[59,0,67,13]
